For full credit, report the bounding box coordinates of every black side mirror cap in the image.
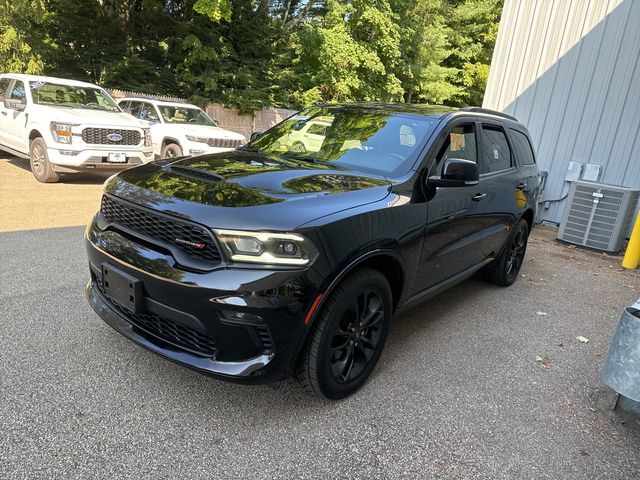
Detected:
[4,98,26,111]
[250,131,263,141]
[428,158,479,187]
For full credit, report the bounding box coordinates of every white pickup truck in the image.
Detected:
[0,74,153,182]
[117,97,246,158]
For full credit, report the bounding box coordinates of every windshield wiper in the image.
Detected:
[282,152,323,164]
[238,146,267,154]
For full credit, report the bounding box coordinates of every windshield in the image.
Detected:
[30,82,119,111]
[159,105,217,126]
[248,106,439,176]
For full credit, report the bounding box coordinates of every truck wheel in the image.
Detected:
[161,143,182,159]
[483,218,529,287]
[30,137,60,183]
[295,268,392,400]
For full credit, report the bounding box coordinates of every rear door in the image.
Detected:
[4,79,29,152]
[0,77,13,147]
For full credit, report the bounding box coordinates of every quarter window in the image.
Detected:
[480,125,511,174]
[433,124,477,175]
[509,129,536,165]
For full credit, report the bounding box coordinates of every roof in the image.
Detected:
[117,97,199,109]
[0,73,102,89]
[322,102,457,118]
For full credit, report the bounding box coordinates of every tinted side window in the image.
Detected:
[0,78,11,100]
[433,123,477,175]
[481,125,511,174]
[9,81,27,101]
[509,129,536,165]
[128,101,143,117]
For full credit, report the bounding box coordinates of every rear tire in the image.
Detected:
[30,137,60,183]
[161,142,183,159]
[483,218,529,287]
[295,268,392,400]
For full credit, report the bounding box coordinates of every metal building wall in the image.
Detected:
[483,0,640,225]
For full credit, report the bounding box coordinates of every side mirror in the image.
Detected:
[250,131,263,141]
[4,98,26,111]
[428,158,479,187]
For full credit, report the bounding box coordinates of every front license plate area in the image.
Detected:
[102,263,142,313]
[108,152,127,163]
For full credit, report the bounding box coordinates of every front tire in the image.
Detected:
[296,268,392,400]
[30,137,60,183]
[161,142,183,159]
[484,218,529,286]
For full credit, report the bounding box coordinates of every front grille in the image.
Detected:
[82,128,141,145]
[206,138,244,148]
[101,195,221,264]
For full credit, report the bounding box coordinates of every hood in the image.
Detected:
[107,150,392,230]
[168,124,246,141]
[34,104,146,128]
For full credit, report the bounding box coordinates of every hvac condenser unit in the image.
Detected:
[558,180,639,253]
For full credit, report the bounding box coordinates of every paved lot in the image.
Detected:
[0,155,107,232]
[1,225,639,479]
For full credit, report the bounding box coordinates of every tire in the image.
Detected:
[295,268,393,400]
[30,137,60,183]
[483,218,529,287]
[161,142,183,159]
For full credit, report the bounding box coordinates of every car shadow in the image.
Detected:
[3,155,112,185]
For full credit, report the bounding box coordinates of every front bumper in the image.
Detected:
[85,218,316,384]
[49,147,154,172]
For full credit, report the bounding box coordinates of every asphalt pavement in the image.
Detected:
[1,226,639,479]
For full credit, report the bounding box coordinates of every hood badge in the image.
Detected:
[175,238,206,249]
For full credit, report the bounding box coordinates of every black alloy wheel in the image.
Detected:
[296,268,392,399]
[484,218,529,286]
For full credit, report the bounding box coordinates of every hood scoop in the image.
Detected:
[163,164,223,183]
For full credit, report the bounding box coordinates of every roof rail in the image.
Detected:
[459,107,518,122]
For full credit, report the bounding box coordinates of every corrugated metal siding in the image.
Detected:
[483,0,640,225]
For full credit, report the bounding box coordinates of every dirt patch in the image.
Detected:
[0,156,109,232]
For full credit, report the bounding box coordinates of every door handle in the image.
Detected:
[472,193,486,202]
[516,182,526,190]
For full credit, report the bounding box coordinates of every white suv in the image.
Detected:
[117,97,246,158]
[0,74,153,182]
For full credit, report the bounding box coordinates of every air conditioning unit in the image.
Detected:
[558,180,639,253]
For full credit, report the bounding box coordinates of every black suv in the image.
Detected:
[85,103,541,399]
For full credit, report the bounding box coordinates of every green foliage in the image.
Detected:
[0,0,502,110]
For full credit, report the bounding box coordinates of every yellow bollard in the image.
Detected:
[622,209,640,269]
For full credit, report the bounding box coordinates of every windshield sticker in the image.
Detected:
[290,115,310,121]
[30,81,45,89]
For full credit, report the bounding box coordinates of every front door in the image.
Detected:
[3,80,29,152]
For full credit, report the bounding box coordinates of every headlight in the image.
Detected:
[50,122,73,144]
[143,128,152,147]
[214,229,318,266]
[186,135,209,144]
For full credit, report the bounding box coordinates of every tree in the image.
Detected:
[0,0,45,74]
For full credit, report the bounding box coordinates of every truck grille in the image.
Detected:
[101,194,221,264]
[206,138,244,148]
[82,128,141,146]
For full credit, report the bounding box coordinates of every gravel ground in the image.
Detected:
[1,225,639,479]
[0,156,107,232]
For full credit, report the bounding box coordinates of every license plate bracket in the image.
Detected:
[102,263,143,313]
[108,152,127,163]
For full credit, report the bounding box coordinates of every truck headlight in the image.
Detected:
[186,135,209,144]
[143,128,152,147]
[214,229,318,266]
[50,122,73,144]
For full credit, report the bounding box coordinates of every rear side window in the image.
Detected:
[480,125,511,174]
[0,78,10,100]
[509,129,536,165]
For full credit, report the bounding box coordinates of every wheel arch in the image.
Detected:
[28,128,44,142]
[520,207,534,232]
[161,137,182,150]
[308,249,406,328]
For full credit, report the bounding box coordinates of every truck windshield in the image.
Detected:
[30,82,119,111]
[158,106,217,126]
[247,106,439,176]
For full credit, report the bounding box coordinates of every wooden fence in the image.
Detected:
[107,89,296,137]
